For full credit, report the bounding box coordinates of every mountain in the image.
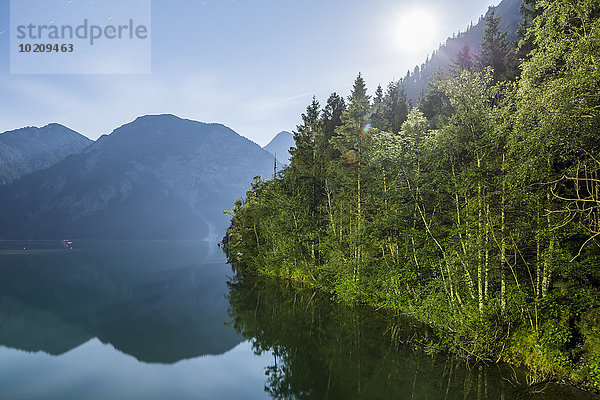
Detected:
[0,123,92,185]
[0,114,274,240]
[403,0,523,101]
[263,130,294,167]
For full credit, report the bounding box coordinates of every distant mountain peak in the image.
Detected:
[263,131,294,167]
[0,124,91,185]
[133,113,183,123]
[45,122,70,129]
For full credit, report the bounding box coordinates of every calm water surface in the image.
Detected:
[0,241,595,400]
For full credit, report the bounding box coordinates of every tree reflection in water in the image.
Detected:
[227,272,596,400]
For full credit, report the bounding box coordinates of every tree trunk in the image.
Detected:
[477,156,484,315]
[536,204,541,298]
[356,160,362,282]
[542,192,553,297]
[451,160,475,300]
[485,203,490,301]
[500,154,506,314]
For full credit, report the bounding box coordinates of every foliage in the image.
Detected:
[225,0,600,391]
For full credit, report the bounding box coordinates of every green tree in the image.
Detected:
[381,81,409,134]
[452,44,475,72]
[479,10,511,81]
[331,73,372,287]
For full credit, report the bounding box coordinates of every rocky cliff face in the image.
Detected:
[0,123,92,185]
[0,115,274,240]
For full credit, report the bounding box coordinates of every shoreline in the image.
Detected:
[230,260,600,397]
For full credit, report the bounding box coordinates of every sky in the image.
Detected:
[0,0,500,146]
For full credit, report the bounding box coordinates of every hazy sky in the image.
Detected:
[0,0,499,146]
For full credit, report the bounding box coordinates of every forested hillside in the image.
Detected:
[226,0,600,390]
[402,0,523,101]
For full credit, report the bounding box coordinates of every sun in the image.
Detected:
[394,8,438,53]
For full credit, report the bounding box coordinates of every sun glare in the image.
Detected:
[395,8,437,53]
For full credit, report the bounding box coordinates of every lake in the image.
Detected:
[0,240,595,400]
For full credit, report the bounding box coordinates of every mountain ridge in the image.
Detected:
[0,123,92,185]
[0,114,274,240]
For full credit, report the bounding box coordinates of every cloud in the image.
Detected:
[254,92,313,113]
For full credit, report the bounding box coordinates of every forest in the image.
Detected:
[225,0,600,390]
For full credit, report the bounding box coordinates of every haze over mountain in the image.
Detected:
[263,130,294,167]
[0,115,274,240]
[0,124,92,185]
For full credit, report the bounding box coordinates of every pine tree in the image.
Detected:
[332,73,372,283]
[381,81,408,134]
[516,0,543,60]
[479,10,510,81]
[453,44,475,72]
[333,74,371,168]
[322,92,346,140]
[290,97,321,180]
[371,85,386,131]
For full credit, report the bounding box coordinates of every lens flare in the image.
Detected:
[362,123,371,135]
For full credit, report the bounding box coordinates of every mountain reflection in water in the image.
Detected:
[0,240,242,363]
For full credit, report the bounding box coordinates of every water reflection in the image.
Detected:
[0,242,595,399]
[0,240,242,363]
[227,272,597,400]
